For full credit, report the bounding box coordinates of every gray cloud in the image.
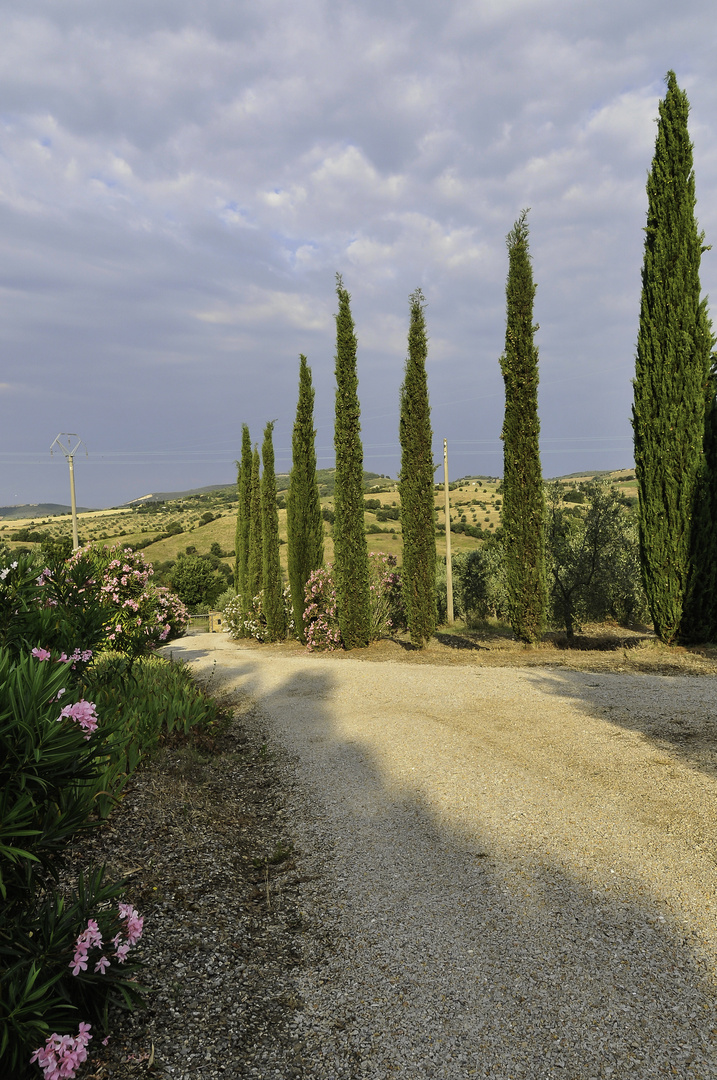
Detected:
[0,0,715,505]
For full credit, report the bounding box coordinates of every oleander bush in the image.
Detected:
[223,587,294,642]
[0,547,215,1079]
[69,543,189,655]
[302,554,405,651]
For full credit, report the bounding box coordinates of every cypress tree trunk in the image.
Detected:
[287,355,324,641]
[261,421,286,641]
[632,71,713,644]
[499,209,547,644]
[333,273,370,649]
[247,446,263,603]
[234,424,253,632]
[399,288,437,646]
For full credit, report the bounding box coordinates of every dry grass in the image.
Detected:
[227,621,717,677]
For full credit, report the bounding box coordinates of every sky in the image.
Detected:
[1,0,717,509]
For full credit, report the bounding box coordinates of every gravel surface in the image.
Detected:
[79,633,717,1080]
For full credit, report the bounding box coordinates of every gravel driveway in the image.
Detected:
[164,633,717,1080]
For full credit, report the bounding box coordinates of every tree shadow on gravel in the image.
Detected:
[522,666,717,780]
[172,644,717,1080]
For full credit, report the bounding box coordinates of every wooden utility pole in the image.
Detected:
[51,434,86,551]
[443,438,453,624]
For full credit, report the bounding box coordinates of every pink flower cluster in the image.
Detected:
[32,647,93,668]
[70,919,104,976]
[56,699,98,740]
[115,902,144,959]
[30,1023,92,1080]
[69,903,143,980]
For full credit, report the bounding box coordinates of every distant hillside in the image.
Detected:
[548,469,635,481]
[123,471,391,503]
[124,484,236,506]
[0,503,95,520]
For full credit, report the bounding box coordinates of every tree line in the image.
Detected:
[233,69,716,649]
[233,274,437,648]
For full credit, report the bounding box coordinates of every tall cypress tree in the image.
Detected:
[632,71,713,644]
[287,355,324,641]
[333,273,370,649]
[399,288,437,646]
[247,445,263,603]
[234,423,253,606]
[261,421,286,641]
[499,209,547,644]
[682,379,717,641]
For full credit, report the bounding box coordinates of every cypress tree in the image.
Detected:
[333,273,370,649]
[246,445,263,603]
[499,209,547,644]
[682,380,717,641]
[399,288,437,646]
[261,420,286,641]
[234,423,253,611]
[287,355,324,641]
[632,71,714,644]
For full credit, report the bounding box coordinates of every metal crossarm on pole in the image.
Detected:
[50,434,87,551]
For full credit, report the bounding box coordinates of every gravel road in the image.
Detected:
[161,633,717,1080]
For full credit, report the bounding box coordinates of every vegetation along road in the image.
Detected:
[160,632,717,1078]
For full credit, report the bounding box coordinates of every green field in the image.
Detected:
[0,470,639,577]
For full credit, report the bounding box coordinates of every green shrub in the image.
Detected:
[169,554,226,612]
[0,552,107,663]
[0,649,119,904]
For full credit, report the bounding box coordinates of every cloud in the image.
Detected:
[0,1,715,505]
[195,286,332,332]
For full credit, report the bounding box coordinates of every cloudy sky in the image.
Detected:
[1,0,716,508]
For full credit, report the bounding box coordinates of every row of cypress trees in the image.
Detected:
[500,70,717,648]
[235,71,717,651]
[332,276,438,648]
[239,67,717,652]
[234,273,439,650]
[233,421,287,642]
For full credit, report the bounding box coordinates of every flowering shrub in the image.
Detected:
[69,902,143,978]
[303,555,405,651]
[303,567,341,651]
[0,551,107,663]
[223,587,294,642]
[368,552,405,639]
[68,544,189,656]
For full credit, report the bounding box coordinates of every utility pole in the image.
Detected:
[51,434,87,551]
[443,438,453,624]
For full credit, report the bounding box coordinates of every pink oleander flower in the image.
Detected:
[94,955,110,975]
[114,942,130,964]
[32,647,52,661]
[31,1023,92,1080]
[118,903,144,945]
[56,699,98,740]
